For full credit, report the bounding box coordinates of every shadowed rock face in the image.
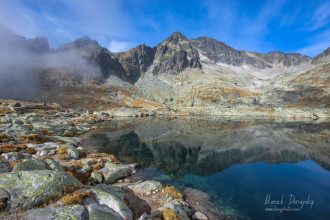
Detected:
[152,32,202,75]
[190,37,312,68]
[117,44,156,83]
[57,37,127,80]
[190,37,271,68]
[262,51,312,66]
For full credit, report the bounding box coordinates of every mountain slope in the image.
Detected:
[151,32,201,75]
[1,29,329,117]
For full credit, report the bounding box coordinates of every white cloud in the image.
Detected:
[309,2,330,30]
[108,40,132,52]
[0,0,134,48]
[298,30,330,57]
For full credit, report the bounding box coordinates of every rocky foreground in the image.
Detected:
[0,100,210,220]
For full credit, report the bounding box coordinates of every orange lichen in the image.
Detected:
[162,208,181,220]
[0,144,27,154]
[66,160,83,167]
[92,162,104,170]
[25,147,37,154]
[65,160,92,183]
[56,146,67,155]
[9,159,24,168]
[25,124,34,129]
[19,134,48,144]
[64,130,77,137]
[86,153,118,164]
[55,190,92,207]
[161,186,183,200]
[0,134,13,143]
[38,185,83,208]
[66,170,91,184]
[40,129,52,136]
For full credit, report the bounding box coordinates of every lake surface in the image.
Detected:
[82,117,330,220]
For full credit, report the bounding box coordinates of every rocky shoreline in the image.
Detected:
[0,100,212,220]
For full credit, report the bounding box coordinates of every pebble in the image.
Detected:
[166,196,173,202]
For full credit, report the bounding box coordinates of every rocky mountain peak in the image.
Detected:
[312,47,330,65]
[190,37,271,69]
[72,36,98,48]
[57,36,98,51]
[116,43,155,83]
[151,32,201,74]
[191,37,312,68]
[264,51,312,66]
[164,31,188,43]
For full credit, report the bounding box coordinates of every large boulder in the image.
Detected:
[91,187,133,220]
[12,159,47,172]
[49,204,88,220]
[100,162,131,184]
[0,162,9,173]
[88,203,122,220]
[128,181,162,194]
[44,159,65,172]
[0,170,82,212]
[27,204,88,220]
[149,201,190,220]
[93,184,128,201]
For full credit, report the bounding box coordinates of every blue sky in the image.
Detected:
[0,0,329,56]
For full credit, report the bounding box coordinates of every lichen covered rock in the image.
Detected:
[0,162,9,173]
[44,159,65,172]
[128,180,162,194]
[27,204,88,220]
[0,170,82,212]
[100,162,131,184]
[12,159,47,172]
[91,187,133,220]
[88,203,122,220]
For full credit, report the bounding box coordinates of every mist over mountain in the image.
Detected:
[0,26,101,100]
[0,27,329,117]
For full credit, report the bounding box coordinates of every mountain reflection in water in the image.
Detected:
[81,117,330,219]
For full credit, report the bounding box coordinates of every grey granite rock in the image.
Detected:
[100,162,131,184]
[91,187,133,220]
[0,170,82,212]
[44,159,65,172]
[12,159,47,172]
[87,203,122,220]
[0,162,9,173]
[152,32,201,75]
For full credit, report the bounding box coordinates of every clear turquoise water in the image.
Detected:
[82,117,330,219]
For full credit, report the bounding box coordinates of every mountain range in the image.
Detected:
[0,28,329,117]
